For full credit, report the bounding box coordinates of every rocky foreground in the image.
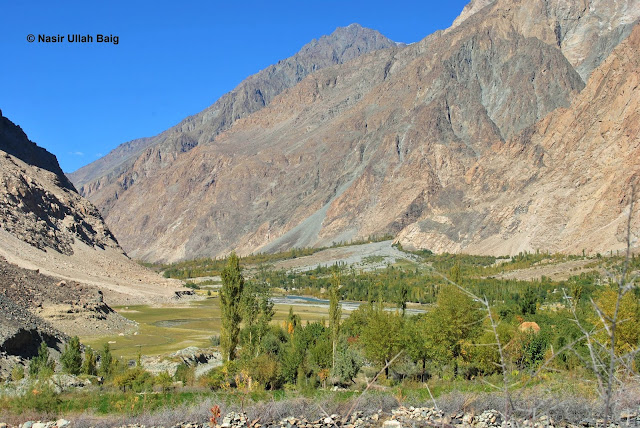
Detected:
[8,406,640,428]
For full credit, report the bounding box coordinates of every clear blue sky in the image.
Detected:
[1,0,469,173]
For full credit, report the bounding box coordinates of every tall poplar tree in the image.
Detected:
[220,252,244,361]
[329,273,342,370]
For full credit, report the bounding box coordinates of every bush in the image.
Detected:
[113,367,154,392]
[155,371,174,392]
[249,354,281,390]
[10,364,25,381]
[12,383,60,413]
[174,363,195,386]
[210,335,221,346]
[200,365,228,390]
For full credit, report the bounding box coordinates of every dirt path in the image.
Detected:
[269,240,420,272]
[0,229,184,305]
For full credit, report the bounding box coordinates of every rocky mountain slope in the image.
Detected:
[451,0,639,80]
[0,111,182,303]
[72,0,640,262]
[69,24,398,216]
[0,254,136,378]
[397,22,640,255]
[0,255,133,337]
[0,293,67,378]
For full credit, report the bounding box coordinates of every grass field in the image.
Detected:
[81,295,337,360]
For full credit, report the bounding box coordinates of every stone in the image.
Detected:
[383,421,401,428]
[55,420,70,428]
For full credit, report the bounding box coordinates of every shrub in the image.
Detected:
[155,371,174,392]
[210,334,221,346]
[12,383,60,413]
[249,353,280,390]
[174,362,195,386]
[10,364,25,381]
[200,365,228,390]
[113,367,154,392]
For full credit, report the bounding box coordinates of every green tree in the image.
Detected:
[240,280,274,358]
[519,287,538,315]
[397,283,409,317]
[60,336,82,375]
[404,315,436,381]
[360,308,404,378]
[286,306,300,333]
[98,342,114,378]
[81,347,97,376]
[29,341,54,378]
[428,276,483,376]
[220,252,245,361]
[329,273,342,370]
[333,339,364,384]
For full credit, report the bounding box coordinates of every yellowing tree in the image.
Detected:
[592,287,640,355]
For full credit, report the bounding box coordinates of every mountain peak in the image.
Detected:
[296,23,398,65]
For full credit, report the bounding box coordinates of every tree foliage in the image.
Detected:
[29,341,54,378]
[220,252,245,361]
[60,336,82,375]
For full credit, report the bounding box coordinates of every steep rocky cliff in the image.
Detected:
[70,1,640,262]
[0,113,120,256]
[0,112,182,303]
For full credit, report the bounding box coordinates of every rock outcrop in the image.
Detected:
[0,293,67,378]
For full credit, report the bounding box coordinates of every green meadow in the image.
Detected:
[81,294,337,360]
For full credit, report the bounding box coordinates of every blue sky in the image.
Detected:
[1,0,469,173]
